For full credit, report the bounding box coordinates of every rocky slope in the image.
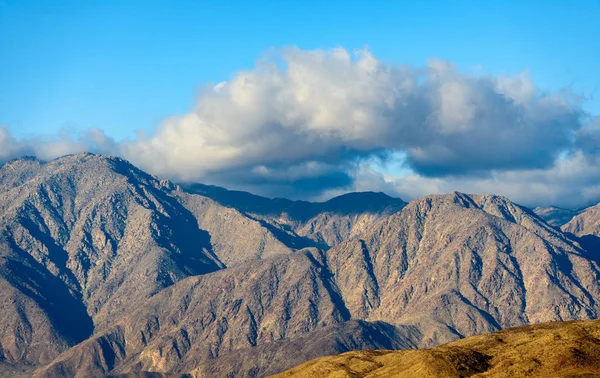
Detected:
[273,318,600,378]
[0,154,302,367]
[34,250,418,377]
[176,192,294,266]
[186,320,419,378]
[560,204,600,268]
[32,189,600,377]
[324,192,600,347]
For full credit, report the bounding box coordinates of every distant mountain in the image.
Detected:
[182,183,406,247]
[533,206,582,227]
[181,183,405,219]
[273,317,600,378]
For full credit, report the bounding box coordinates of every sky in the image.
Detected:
[1,0,600,207]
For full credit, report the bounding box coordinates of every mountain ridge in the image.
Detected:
[181,183,407,248]
[180,183,405,219]
[0,153,599,377]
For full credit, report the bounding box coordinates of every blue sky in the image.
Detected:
[1,0,599,140]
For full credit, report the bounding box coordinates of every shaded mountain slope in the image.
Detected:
[0,154,299,367]
[181,183,406,247]
[187,320,421,378]
[34,250,356,377]
[273,318,600,378]
[561,203,600,267]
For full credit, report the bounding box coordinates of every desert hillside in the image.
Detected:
[273,318,600,378]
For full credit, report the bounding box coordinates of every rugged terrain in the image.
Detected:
[273,318,600,378]
[1,153,600,377]
[0,154,405,376]
[0,154,297,367]
[324,193,600,347]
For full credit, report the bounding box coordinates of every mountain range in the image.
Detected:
[0,153,599,377]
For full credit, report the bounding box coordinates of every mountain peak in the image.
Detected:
[396,191,559,237]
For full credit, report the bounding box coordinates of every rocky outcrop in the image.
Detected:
[563,202,600,237]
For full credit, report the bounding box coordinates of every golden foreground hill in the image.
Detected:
[272,319,600,378]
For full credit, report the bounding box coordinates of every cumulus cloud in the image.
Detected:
[122,48,584,179]
[1,47,599,206]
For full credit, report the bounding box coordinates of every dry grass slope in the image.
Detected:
[273,319,600,378]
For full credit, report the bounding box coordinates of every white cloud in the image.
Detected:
[1,47,598,207]
[340,152,600,208]
[121,48,584,182]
